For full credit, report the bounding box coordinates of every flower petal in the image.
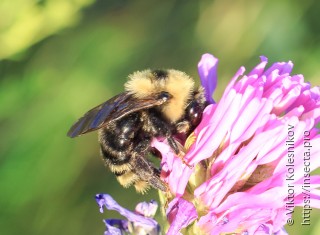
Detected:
[135,200,158,218]
[104,219,128,235]
[198,53,218,103]
[156,54,320,235]
[166,198,198,235]
[96,194,160,234]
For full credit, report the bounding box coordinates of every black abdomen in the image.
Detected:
[99,113,141,166]
[98,110,168,192]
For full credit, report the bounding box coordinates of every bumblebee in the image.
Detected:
[67,69,207,193]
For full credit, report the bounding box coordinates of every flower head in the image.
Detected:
[153,54,320,234]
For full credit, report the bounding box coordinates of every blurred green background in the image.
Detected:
[0,0,319,234]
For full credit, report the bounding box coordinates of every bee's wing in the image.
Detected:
[67,92,168,138]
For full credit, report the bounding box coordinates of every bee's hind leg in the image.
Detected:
[167,136,192,168]
[132,154,168,192]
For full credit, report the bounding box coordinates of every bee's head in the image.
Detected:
[125,69,195,123]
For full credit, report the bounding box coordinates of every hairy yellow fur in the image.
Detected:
[125,70,155,98]
[108,163,131,173]
[124,69,194,123]
[134,180,150,194]
[117,171,138,187]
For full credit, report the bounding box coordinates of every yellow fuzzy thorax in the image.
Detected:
[124,69,195,123]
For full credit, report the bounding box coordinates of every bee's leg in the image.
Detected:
[147,112,191,167]
[148,174,168,192]
[147,112,180,154]
[167,136,192,168]
[134,136,163,159]
[167,136,180,155]
[115,170,138,188]
[134,136,151,152]
[132,154,168,192]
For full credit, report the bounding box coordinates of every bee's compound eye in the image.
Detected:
[158,91,172,101]
[186,101,204,127]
